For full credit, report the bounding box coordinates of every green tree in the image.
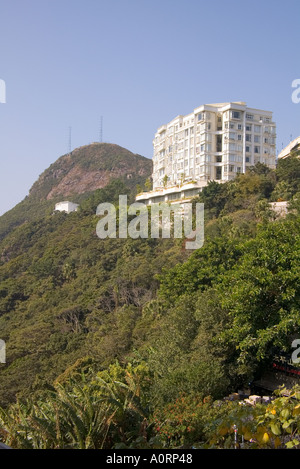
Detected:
[144,178,152,191]
[218,218,300,380]
[276,154,300,196]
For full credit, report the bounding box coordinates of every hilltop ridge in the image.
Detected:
[29,143,152,200]
[0,143,152,240]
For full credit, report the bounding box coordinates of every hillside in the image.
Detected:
[0,143,152,240]
[0,154,300,449]
[29,143,152,200]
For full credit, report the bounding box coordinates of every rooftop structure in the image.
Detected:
[278,136,300,159]
[54,201,79,214]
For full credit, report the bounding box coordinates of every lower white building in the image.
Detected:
[270,201,288,218]
[54,201,79,213]
[137,102,276,205]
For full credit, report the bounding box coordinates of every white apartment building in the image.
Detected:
[137,102,276,205]
[278,136,300,159]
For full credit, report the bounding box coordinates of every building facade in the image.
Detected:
[137,102,276,205]
[278,136,300,159]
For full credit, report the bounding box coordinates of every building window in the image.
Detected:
[238,124,242,130]
[254,146,260,154]
[246,134,252,142]
[246,125,252,131]
[229,154,242,163]
[216,167,222,180]
[246,113,253,120]
[231,111,240,119]
[254,135,261,143]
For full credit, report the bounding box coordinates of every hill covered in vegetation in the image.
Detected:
[0,143,152,241]
[0,150,300,449]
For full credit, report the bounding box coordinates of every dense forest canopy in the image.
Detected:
[0,151,300,449]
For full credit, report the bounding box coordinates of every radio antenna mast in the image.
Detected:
[68,126,72,155]
[99,116,103,143]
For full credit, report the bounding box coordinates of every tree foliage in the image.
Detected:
[0,159,300,448]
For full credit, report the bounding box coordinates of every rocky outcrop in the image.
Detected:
[29,143,152,200]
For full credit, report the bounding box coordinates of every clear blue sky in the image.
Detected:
[0,0,299,215]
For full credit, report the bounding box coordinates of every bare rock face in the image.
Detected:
[46,165,110,199]
[29,143,152,200]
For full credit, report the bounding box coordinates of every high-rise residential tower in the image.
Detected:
[137,102,276,205]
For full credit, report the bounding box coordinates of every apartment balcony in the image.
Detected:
[214,154,223,163]
[157,125,167,134]
[135,180,208,206]
[264,130,276,137]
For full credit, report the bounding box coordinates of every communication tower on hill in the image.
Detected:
[68,126,72,155]
[99,116,103,143]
